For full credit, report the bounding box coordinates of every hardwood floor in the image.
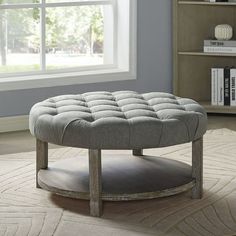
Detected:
[0,130,60,155]
[0,114,235,155]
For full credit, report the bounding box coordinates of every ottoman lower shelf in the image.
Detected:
[38,154,195,201]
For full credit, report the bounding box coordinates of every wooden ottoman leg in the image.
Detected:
[192,137,203,199]
[36,139,48,188]
[133,149,143,156]
[89,149,102,217]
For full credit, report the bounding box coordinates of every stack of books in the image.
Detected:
[211,67,236,106]
[204,40,236,53]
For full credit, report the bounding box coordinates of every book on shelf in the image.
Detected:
[224,67,231,106]
[211,68,224,106]
[204,46,236,53]
[230,69,236,106]
[218,68,224,106]
[204,40,236,47]
[211,67,236,106]
[211,68,218,105]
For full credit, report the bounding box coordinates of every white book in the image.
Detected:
[204,46,236,53]
[217,68,224,106]
[230,68,236,106]
[211,68,218,106]
[204,40,236,47]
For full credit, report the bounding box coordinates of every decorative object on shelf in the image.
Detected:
[215,24,233,40]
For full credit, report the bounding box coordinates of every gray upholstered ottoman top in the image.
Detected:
[29,91,207,149]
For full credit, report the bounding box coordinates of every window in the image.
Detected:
[0,0,113,73]
[0,0,137,91]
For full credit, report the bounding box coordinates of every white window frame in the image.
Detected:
[0,0,137,91]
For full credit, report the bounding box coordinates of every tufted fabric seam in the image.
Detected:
[193,114,200,141]
[193,111,206,140]
[61,118,87,145]
[157,122,164,146]
[52,104,87,108]
[176,99,193,141]
[154,108,185,112]
[148,101,179,106]
[33,116,39,137]
[142,94,159,119]
[33,114,48,139]
[115,94,126,119]
[170,116,191,142]
[54,110,91,115]
[181,118,191,142]
[127,118,132,148]
[82,94,94,122]
[114,93,132,146]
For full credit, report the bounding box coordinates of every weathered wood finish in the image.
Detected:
[38,154,195,201]
[36,137,204,217]
[133,149,143,156]
[200,101,236,114]
[192,137,203,199]
[38,175,195,201]
[36,139,48,188]
[89,149,102,217]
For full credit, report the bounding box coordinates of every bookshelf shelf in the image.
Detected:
[178,51,236,57]
[179,1,236,6]
[200,101,236,114]
[173,0,236,114]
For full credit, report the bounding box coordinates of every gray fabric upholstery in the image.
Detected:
[29,91,207,149]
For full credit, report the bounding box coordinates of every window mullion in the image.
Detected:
[112,0,117,66]
[40,0,46,71]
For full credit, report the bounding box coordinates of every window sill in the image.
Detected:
[0,67,136,91]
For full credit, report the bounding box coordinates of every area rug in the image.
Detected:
[0,129,236,236]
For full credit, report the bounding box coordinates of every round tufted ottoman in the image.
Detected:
[29,91,207,217]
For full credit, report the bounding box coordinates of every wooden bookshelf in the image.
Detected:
[173,0,236,114]
[199,101,236,114]
[178,51,236,57]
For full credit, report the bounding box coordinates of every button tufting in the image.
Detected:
[29,91,207,149]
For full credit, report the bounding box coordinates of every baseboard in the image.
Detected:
[0,115,29,133]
